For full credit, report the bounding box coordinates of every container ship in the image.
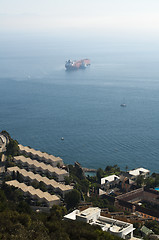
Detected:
[65,59,90,70]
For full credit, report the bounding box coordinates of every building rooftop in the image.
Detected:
[128,168,150,176]
[64,207,135,238]
[14,155,68,177]
[101,175,119,185]
[64,209,80,220]
[18,144,63,164]
[140,225,154,236]
[77,207,100,218]
[7,166,72,193]
[6,180,60,203]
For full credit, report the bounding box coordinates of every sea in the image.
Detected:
[0,33,159,173]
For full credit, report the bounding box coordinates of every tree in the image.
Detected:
[49,205,67,220]
[96,168,104,183]
[145,220,159,235]
[136,175,144,187]
[18,213,31,228]
[6,139,19,156]
[64,189,81,210]
[105,165,120,174]
[80,179,90,193]
[0,190,8,211]
[0,130,11,140]
[105,166,112,172]
[17,201,32,214]
[64,176,71,185]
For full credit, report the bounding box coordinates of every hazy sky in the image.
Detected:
[1,0,159,38]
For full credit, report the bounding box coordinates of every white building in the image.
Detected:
[64,207,135,239]
[6,180,60,207]
[128,168,150,180]
[18,144,63,167]
[101,175,120,191]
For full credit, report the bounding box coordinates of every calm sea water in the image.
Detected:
[0,35,159,172]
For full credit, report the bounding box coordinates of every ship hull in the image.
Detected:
[65,59,90,70]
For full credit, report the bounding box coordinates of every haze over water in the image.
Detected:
[1,34,159,172]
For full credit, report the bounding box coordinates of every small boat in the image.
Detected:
[120,103,126,107]
[61,137,64,140]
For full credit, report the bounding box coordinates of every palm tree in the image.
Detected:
[125,165,128,172]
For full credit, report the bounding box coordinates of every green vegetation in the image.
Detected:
[136,173,159,188]
[145,221,159,235]
[66,164,91,199]
[0,130,19,158]
[96,165,121,183]
[141,200,159,212]
[0,184,122,240]
[65,164,120,212]
[64,189,81,210]
[6,138,19,157]
[87,195,118,212]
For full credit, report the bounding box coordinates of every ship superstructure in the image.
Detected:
[65,59,90,70]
